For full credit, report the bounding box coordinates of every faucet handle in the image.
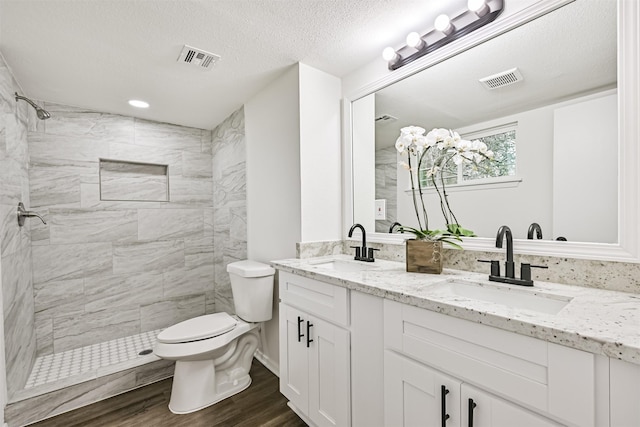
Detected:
[366,247,380,262]
[520,263,548,281]
[478,259,500,277]
[350,246,362,260]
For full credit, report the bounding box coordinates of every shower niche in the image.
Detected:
[99,158,170,202]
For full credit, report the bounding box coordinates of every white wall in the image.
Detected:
[352,94,376,231]
[245,64,301,373]
[553,94,617,243]
[245,62,342,374]
[298,64,342,242]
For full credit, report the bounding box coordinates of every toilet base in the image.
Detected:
[167,330,259,414]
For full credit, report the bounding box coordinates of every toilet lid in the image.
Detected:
[157,312,238,344]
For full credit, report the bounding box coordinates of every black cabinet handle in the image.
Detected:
[306,321,314,348]
[441,385,450,426]
[297,316,304,342]
[468,398,477,427]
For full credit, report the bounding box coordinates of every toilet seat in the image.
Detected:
[157,313,237,344]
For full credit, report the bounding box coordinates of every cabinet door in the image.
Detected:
[461,384,564,427]
[384,350,462,427]
[308,315,351,427]
[279,303,310,414]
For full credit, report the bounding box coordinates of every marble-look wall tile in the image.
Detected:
[41,103,135,143]
[108,142,182,176]
[113,240,184,275]
[34,278,85,318]
[375,146,398,233]
[140,294,205,331]
[170,177,213,205]
[0,55,36,395]
[35,313,53,356]
[48,209,138,244]
[182,151,214,178]
[211,107,247,314]
[163,253,214,298]
[134,119,202,153]
[137,209,203,241]
[53,306,140,352]
[32,243,113,284]
[83,272,164,312]
[29,133,110,163]
[201,129,213,155]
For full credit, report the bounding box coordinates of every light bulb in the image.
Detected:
[468,0,489,17]
[434,14,454,35]
[406,32,426,50]
[382,47,399,62]
[128,99,149,108]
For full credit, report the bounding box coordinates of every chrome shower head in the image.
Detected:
[14,92,51,120]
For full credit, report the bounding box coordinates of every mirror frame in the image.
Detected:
[343,0,640,262]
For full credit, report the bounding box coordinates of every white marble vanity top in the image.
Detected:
[271,255,640,365]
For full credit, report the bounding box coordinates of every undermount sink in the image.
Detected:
[430,280,572,315]
[310,259,379,273]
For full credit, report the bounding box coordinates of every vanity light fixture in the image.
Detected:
[128,99,149,108]
[382,0,504,70]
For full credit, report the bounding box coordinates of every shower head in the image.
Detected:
[14,92,51,120]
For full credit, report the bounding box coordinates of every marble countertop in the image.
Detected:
[272,255,640,365]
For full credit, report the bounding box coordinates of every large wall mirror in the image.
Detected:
[346,0,640,262]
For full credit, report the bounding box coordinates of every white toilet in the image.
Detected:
[154,260,275,414]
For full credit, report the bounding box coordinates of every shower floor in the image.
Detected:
[25,329,163,389]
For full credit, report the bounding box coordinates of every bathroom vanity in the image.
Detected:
[273,255,640,427]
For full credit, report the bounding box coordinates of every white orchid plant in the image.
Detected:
[395,126,494,247]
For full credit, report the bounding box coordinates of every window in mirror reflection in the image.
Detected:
[418,124,517,188]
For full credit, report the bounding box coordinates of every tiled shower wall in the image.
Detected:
[0,56,37,396]
[375,146,397,233]
[211,107,247,314]
[29,103,217,356]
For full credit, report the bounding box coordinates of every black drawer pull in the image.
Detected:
[306,321,314,348]
[468,398,477,427]
[297,316,304,342]
[441,385,450,426]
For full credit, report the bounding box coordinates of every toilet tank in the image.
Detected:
[226,260,275,322]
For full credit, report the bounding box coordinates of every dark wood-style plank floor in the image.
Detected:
[31,360,307,427]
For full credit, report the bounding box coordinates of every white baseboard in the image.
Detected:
[254,350,279,377]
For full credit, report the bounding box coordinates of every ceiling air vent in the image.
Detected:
[375,114,398,123]
[479,67,523,90]
[177,45,220,70]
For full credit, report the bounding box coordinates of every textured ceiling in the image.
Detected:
[0,0,471,130]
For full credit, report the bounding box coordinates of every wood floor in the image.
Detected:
[31,360,307,427]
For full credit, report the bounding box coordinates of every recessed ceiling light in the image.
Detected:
[128,99,149,108]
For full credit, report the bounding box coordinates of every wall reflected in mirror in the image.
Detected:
[353,0,617,243]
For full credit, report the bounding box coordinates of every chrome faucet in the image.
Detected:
[496,225,515,278]
[17,202,46,227]
[348,223,378,262]
[527,223,543,239]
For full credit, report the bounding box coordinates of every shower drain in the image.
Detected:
[138,349,153,356]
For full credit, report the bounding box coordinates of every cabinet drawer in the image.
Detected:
[279,271,349,326]
[384,299,597,427]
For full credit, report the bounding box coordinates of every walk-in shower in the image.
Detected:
[14,92,51,120]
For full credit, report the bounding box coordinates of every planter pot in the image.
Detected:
[406,239,443,274]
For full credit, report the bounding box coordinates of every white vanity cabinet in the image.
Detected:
[383,299,608,427]
[279,272,351,427]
